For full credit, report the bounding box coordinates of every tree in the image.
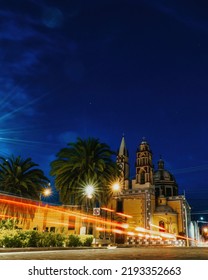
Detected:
[0,156,50,200]
[50,137,120,205]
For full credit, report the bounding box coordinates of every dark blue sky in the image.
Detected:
[1,0,208,216]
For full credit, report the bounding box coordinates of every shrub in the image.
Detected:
[83,236,93,246]
[0,230,93,248]
[22,230,41,247]
[79,235,94,246]
[66,234,93,247]
[0,219,18,230]
[66,234,82,247]
[37,232,65,247]
[0,230,66,248]
[51,232,66,247]
[0,230,23,248]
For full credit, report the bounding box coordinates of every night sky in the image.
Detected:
[1,0,208,218]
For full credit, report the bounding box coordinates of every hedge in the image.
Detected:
[0,230,93,248]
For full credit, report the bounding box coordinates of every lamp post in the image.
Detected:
[183,203,189,247]
[84,184,95,234]
[111,181,121,244]
[37,184,52,231]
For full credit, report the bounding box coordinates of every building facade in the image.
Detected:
[109,136,194,246]
[0,192,82,234]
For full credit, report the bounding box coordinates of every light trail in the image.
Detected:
[0,194,199,245]
[150,223,168,230]
[0,195,128,230]
[116,212,132,218]
[101,207,114,212]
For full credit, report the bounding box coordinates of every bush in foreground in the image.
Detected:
[0,230,93,248]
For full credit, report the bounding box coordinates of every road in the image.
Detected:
[0,247,207,260]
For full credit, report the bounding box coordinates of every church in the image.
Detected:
[108,136,195,246]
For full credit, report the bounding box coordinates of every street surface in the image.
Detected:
[0,247,207,260]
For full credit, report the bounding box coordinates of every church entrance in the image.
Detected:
[159,220,165,232]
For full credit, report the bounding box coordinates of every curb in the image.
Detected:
[0,246,108,253]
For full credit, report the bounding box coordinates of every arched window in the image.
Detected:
[140,171,145,184]
[166,187,172,197]
[159,220,165,232]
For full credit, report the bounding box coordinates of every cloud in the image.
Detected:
[0,3,66,76]
[41,7,64,28]
[0,0,85,89]
[0,11,38,41]
[0,17,44,77]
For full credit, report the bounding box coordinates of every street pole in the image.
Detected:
[184,204,189,247]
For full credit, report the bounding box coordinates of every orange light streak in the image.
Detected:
[96,227,105,231]
[0,213,33,222]
[127,231,135,236]
[150,223,167,230]
[0,194,200,245]
[116,212,132,218]
[0,196,127,230]
[121,223,129,229]
[101,207,114,212]
[135,226,148,232]
[113,229,123,234]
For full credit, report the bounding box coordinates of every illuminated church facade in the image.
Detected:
[109,136,195,245]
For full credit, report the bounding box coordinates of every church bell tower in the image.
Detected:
[117,135,130,189]
[135,138,153,188]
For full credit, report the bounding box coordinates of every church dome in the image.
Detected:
[154,169,176,182]
[153,157,178,197]
[154,158,176,183]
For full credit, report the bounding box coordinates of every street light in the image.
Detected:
[197,219,208,245]
[43,188,52,197]
[203,227,208,233]
[84,184,94,199]
[40,185,52,201]
[112,182,120,192]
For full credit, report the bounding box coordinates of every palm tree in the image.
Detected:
[50,137,120,205]
[0,156,50,200]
